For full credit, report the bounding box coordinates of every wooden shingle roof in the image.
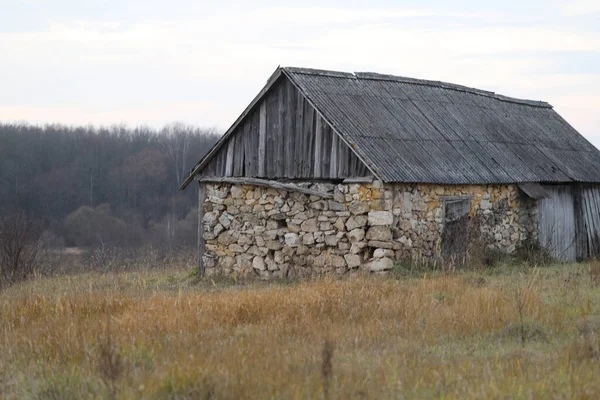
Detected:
[284,67,600,184]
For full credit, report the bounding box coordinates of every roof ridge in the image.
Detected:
[283,67,553,109]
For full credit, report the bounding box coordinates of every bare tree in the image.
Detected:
[0,212,44,284]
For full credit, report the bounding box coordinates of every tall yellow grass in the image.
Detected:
[1,265,599,399]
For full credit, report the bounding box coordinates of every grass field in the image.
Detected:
[1,262,600,399]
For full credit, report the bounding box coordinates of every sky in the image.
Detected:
[1,0,599,147]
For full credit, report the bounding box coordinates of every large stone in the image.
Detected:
[230,185,244,199]
[218,213,233,228]
[302,233,315,245]
[203,211,219,227]
[217,232,237,246]
[349,201,370,215]
[333,217,346,231]
[284,233,300,247]
[368,257,394,272]
[287,222,301,233]
[252,256,266,271]
[347,228,366,243]
[344,254,362,268]
[345,215,368,231]
[328,201,347,211]
[366,226,392,241]
[228,243,245,253]
[373,248,395,259]
[265,240,282,251]
[301,218,319,232]
[368,211,393,226]
[213,223,225,236]
[325,235,338,247]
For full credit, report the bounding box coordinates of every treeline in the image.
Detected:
[0,122,220,249]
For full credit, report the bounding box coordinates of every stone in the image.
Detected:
[320,222,332,231]
[331,255,346,268]
[368,257,394,272]
[325,235,338,247]
[345,215,368,231]
[373,248,395,258]
[287,223,301,233]
[284,233,300,247]
[228,243,245,253]
[301,218,319,232]
[265,240,282,251]
[213,223,225,236]
[333,218,346,231]
[349,201,370,215]
[350,242,368,254]
[217,232,237,246]
[311,200,329,210]
[366,226,392,241]
[203,211,219,227]
[236,256,252,271]
[344,254,362,268]
[328,201,347,211]
[221,256,235,269]
[302,233,315,245]
[347,228,366,243]
[338,242,350,251]
[368,211,393,226]
[218,213,233,228]
[231,186,244,199]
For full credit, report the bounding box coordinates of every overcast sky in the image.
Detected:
[1,0,599,146]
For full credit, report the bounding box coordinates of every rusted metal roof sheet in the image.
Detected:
[283,67,600,184]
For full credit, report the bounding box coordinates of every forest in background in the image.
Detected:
[0,122,220,250]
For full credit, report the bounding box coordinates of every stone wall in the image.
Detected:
[201,181,537,278]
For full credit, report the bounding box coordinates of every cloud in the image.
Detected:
[0,3,598,144]
[561,0,600,15]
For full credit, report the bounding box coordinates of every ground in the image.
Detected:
[1,262,600,399]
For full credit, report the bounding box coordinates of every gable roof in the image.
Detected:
[181,66,600,188]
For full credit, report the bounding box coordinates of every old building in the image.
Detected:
[180,67,600,277]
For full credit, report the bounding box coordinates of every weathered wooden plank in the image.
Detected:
[258,101,267,177]
[233,126,243,176]
[322,122,332,177]
[225,137,235,177]
[303,100,315,177]
[285,79,296,177]
[314,115,323,178]
[199,177,333,199]
[330,130,338,178]
[197,182,206,276]
[277,81,286,177]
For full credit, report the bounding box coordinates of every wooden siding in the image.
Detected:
[581,186,600,258]
[539,186,577,262]
[538,184,600,261]
[199,77,370,180]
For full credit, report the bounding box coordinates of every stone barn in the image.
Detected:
[180,67,600,277]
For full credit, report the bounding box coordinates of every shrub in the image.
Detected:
[0,212,44,285]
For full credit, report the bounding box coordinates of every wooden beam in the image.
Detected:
[258,101,267,177]
[198,177,333,199]
[197,182,206,276]
[342,176,375,183]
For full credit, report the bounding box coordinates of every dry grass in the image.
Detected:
[1,263,600,399]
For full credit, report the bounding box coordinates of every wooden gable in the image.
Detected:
[198,75,370,180]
